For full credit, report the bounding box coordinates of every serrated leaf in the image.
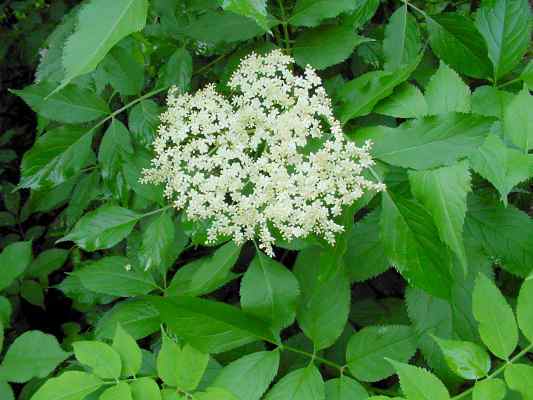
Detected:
[503,86,533,153]
[157,48,192,91]
[75,256,157,297]
[425,62,471,115]
[167,241,241,297]
[472,379,506,400]
[469,134,530,205]
[434,337,490,379]
[289,0,358,27]
[408,161,471,272]
[346,325,417,382]
[472,274,518,360]
[19,126,93,190]
[475,0,531,81]
[464,194,533,277]
[426,13,492,79]
[0,330,70,383]
[324,376,367,400]
[388,360,450,400]
[336,59,420,123]
[151,296,278,354]
[0,241,32,291]
[374,83,427,118]
[293,25,369,70]
[471,86,513,118]
[123,149,165,204]
[113,323,142,377]
[381,192,453,299]
[99,119,133,188]
[504,363,533,399]
[358,113,494,170]
[31,371,103,400]
[344,210,389,282]
[222,0,269,31]
[241,252,300,332]
[342,0,380,29]
[264,365,324,400]
[60,0,148,90]
[73,341,122,379]
[95,298,160,340]
[59,205,141,251]
[157,331,181,387]
[10,82,109,123]
[383,5,421,71]
[294,247,350,350]
[128,100,160,148]
[214,350,280,400]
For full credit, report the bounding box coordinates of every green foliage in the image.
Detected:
[2,0,533,399]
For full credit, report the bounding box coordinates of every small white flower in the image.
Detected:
[142,50,384,256]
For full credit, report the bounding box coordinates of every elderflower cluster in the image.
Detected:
[141,50,385,256]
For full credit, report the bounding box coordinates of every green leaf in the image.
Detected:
[324,376,368,400]
[0,381,14,400]
[434,337,490,379]
[383,5,421,71]
[426,13,492,79]
[139,211,183,273]
[346,325,417,382]
[464,195,533,277]
[293,25,369,70]
[95,40,144,96]
[75,256,158,297]
[100,382,133,400]
[336,59,419,123]
[157,48,192,91]
[31,371,103,400]
[0,297,11,327]
[388,360,450,400]
[59,205,141,251]
[475,0,531,81]
[157,331,181,387]
[21,280,45,308]
[10,82,109,123]
[408,161,471,272]
[128,100,160,148]
[0,330,70,383]
[222,0,269,31]
[264,365,324,400]
[517,274,533,342]
[95,298,160,340]
[194,388,238,400]
[175,344,209,392]
[342,0,380,29]
[472,379,506,400]
[381,192,453,299]
[167,241,241,297]
[520,60,533,87]
[289,0,359,27]
[469,134,530,206]
[471,85,514,118]
[344,210,389,282]
[359,113,494,170]
[0,241,32,291]
[186,10,265,44]
[294,247,350,350]
[113,323,142,377]
[214,350,280,400]
[504,363,533,399]
[151,296,278,354]
[26,248,69,279]
[130,377,161,400]
[122,149,165,204]
[374,83,427,119]
[99,119,133,187]
[73,341,122,379]
[425,62,471,115]
[241,252,300,331]
[503,86,533,153]
[60,0,148,90]
[19,126,93,190]
[472,274,518,360]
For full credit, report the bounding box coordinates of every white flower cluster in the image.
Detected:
[142,50,385,256]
